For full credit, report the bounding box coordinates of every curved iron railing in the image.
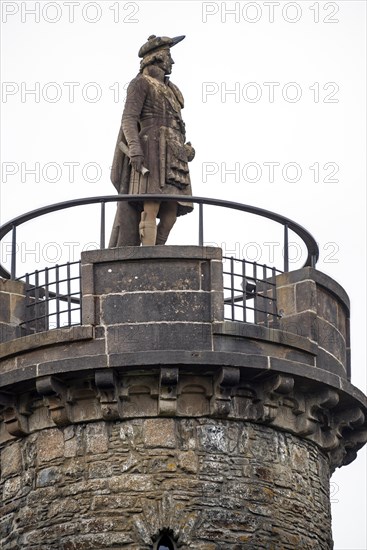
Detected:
[15,256,283,335]
[0,195,319,280]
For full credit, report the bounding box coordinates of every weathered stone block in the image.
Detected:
[91,494,137,511]
[336,302,347,338]
[178,450,199,473]
[94,260,202,294]
[0,322,20,344]
[210,290,224,322]
[16,338,105,369]
[0,279,26,295]
[9,293,26,325]
[36,429,64,463]
[197,424,229,453]
[37,467,61,487]
[295,280,317,312]
[1,442,22,478]
[317,286,338,320]
[109,473,155,493]
[3,476,22,501]
[276,284,296,316]
[278,310,318,341]
[48,497,79,518]
[80,262,95,296]
[85,422,109,454]
[81,295,96,325]
[316,348,346,377]
[144,418,176,448]
[88,462,115,479]
[37,353,107,377]
[101,292,211,324]
[64,426,78,458]
[0,293,10,323]
[316,316,345,365]
[0,326,94,362]
[106,323,213,353]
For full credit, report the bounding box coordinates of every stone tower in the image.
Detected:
[1,232,366,548]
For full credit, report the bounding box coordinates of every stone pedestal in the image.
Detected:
[0,247,366,549]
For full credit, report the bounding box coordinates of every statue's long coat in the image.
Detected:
[109,68,193,247]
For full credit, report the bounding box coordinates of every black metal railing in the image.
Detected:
[16,256,281,335]
[0,195,319,280]
[17,262,81,334]
[0,195,319,334]
[223,256,282,325]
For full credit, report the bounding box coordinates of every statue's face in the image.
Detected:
[159,50,174,75]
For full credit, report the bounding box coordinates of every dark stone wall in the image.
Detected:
[0,419,332,550]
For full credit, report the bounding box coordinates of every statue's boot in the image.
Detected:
[139,212,157,246]
[155,207,177,245]
[155,224,171,245]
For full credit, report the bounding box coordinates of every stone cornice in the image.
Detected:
[1,365,366,472]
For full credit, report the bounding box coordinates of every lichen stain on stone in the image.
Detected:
[197,424,228,453]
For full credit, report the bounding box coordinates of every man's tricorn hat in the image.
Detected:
[138,34,185,58]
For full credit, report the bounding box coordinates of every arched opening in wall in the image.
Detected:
[153,532,176,550]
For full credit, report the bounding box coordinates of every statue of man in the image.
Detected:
[109,34,195,247]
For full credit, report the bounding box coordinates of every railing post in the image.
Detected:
[199,203,204,246]
[11,225,17,279]
[271,266,278,326]
[253,261,258,324]
[241,259,247,323]
[230,256,235,320]
[283,224,289,272]
[100,202,106,249]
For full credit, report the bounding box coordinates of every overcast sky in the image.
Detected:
[1,1,366,548]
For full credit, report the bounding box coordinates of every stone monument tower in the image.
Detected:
[1,33,366,550]
[0,236,366,548]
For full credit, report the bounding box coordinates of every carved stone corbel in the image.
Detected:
[333,406,365,439]
[159,367,179,416]
[95,369,121,420]
[260,374,295,424]
[210,367,240,417]
[36,376,73,426]
[301,388,340,450]
[329,407,367,468]
[339,426,367,468]
[232,384,262,421]
[0,392,32,437]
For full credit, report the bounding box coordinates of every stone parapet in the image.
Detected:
[275,267,351,379]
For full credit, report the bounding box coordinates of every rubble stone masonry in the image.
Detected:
[1,419,331,549]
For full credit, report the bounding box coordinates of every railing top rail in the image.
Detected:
[0,194,319,279]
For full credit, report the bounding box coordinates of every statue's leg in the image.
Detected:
[140,201,160,245]
[156,201,178,245]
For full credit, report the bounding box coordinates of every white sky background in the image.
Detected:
[0,0,366,547]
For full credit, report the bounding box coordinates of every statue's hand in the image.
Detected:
[130,155,144,173]
[185,142,195,162]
